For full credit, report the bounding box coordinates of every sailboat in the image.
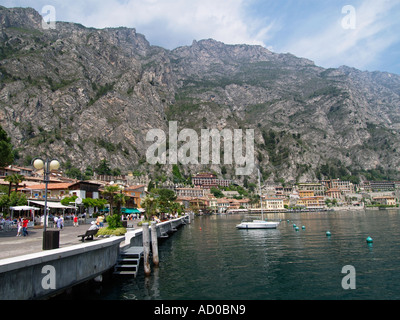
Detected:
[236,169,280,230]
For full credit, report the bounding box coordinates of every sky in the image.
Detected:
[1,0,400,75]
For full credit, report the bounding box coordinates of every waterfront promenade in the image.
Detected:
[0,221,139,260]
[0,217,188,299]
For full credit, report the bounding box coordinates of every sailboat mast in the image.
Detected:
[258,169,264,220]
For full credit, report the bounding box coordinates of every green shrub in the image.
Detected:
[97,227,127,236]
[106,214,123,229]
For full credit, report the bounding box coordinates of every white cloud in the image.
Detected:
[281,0,400,71]
[6,0,398,73]
[51,0,273,49]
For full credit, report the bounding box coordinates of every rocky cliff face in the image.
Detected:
[1,6,399,183]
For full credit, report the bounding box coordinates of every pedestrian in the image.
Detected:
[16,218,22,237]
[57,215,64,230]
[98,215,104,228]
[22,218,29,236]
[73,215,78,227]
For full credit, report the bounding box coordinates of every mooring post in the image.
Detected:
[142,223,151,276]
[151,221,159,266]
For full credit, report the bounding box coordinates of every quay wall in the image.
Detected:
[0,236,124,300]
[125,215,190,247]
[0,215,190,300]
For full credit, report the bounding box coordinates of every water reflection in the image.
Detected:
[98,210,400,300]
[144,266,160,299]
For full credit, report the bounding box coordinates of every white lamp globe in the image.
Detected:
[49,160,60,171]
[33,159,44,170]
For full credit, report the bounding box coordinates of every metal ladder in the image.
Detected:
[113,246,144,277]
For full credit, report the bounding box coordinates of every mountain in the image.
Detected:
[1,6,400,184]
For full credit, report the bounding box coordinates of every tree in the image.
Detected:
[172,164,184,183]
[210,187,224,198]
[84,166,94,180]
[152,188,177,202]
[170,202,184,216]
[4,174,25,197]
[150,188,177,219]
[114,192,129,214]
[221,166,227,175]
[147,180,155,192]
[0,194,10,212]
[82,198,107,214]
[65,167,82,180]
[101,185,120,215]
[141,195,158,221]
[60,195,77,207]
[4,175,13,197]
[95,159,112,175]
[12,174,24,193]
[0,125,13,167]
[9,191,27,207]
[112,168,121,176]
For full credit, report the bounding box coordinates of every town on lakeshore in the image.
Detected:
[1,165,399,229]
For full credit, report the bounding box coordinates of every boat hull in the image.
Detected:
[236,221,279,229]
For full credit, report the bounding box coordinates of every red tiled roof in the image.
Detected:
[23,183,73,190]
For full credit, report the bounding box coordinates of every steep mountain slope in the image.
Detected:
[167,39,400,182]
[0,6,399,183]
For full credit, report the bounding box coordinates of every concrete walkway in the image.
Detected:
[0,221,140,260]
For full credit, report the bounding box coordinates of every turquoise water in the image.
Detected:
[100,210,400,300]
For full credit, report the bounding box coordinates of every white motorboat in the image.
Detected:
[236,220,279,229]
[236,169,280,230]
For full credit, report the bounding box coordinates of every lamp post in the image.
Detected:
[32,158,60,250]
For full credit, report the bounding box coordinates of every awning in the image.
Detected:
[9,206,40,211]
[121,208,141,214]
[29,200,74,209]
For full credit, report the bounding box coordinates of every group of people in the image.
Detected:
[88,215,105,231]
[121,213,138,221]
[14,213,100,236]
[53,214,80,228]
[53,215,64,230]
[16,217,30,237]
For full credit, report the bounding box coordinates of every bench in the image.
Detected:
[77,229,98,242]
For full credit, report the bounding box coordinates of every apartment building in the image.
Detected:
[192,173,231,189]
[372,196,397,206]
[176,187,205,198]
[297,183,325,196]
[263,197,285,211]
[297,196,325,210]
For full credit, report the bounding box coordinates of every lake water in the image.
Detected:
[94,210,400,300]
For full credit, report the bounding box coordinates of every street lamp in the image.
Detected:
[32,158,60,250]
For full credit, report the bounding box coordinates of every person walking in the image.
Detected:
[22,218,29,237]
[57,215,64,230]
[16,218,22,237]
[73,214,78,227]
[54,215,58,229]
